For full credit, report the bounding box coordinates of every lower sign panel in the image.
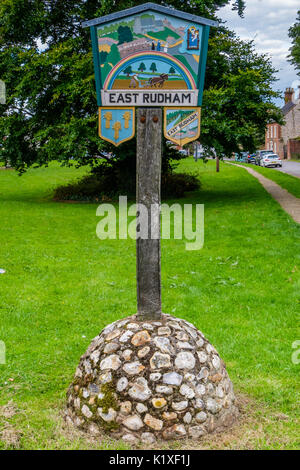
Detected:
[164,107,201,146]
[99,107,135,146]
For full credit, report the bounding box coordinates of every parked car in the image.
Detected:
[255,149,273,165]
[247,153,256,164]
[260,153,282,168]
[235,152,249,162]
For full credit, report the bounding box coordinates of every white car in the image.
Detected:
[260,153,282,168]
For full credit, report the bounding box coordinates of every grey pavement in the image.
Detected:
[274,161,300,178]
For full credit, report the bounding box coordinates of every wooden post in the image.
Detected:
[216,156,220,172]
[136,108,162,321]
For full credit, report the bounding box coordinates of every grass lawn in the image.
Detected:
[0,159,299,450]
[233,161,300,199]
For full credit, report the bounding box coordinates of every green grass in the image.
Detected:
[0,159,299,449]
[233,162,300,199]
[147,27,180,41]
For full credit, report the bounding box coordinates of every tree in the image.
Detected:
[138,62,146,72]
[117,25,133,44]
[0,0,281,182]
[150,62,157,73]
[107,44,121,65]
[123,65,132,77]
[199,28,283,158]
[169,66,176,74]
[99,51,108,63]
[288,10,300,76]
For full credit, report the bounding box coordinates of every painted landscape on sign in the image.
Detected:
[97,11,203,91]
[164,107,201,145]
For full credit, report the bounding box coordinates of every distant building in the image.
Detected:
[265,87,300,159]
[133,16,164,34]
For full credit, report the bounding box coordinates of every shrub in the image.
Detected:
[53,171,200,202]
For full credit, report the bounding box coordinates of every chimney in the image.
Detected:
[284,87,294,103]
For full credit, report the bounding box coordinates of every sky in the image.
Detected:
[218,0,300,107]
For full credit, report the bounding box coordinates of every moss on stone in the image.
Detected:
[98,416,120,432]
[97,383,119,414]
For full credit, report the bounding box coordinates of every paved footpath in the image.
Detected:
[227,163,300,224]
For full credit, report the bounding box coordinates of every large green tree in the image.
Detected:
[201,30,282,157]
[0,0,281,178]
[288,10,300,76]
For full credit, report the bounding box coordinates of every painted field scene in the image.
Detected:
[111,78,188,90]
[97,11,203,89]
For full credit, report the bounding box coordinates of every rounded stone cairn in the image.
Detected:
[66,314,238,444]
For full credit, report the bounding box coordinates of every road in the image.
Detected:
[225,159,300,179]
[274,161,300,178]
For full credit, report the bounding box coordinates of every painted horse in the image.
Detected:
[148,73,168,88]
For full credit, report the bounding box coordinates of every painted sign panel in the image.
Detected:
[99,107,135,146]
[96,12,201,107]
[84,3,217,107]
[164,107,201,146]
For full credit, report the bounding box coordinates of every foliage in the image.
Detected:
[161,171,200,198]
[107,44,121,65]
[138,62,146,72]
[200,30,283,157]
[117,25,133,44]
[123,65,132,76]
[53,143,200,201]
[53,167,200,201]
[0,0,280,179]
[150,62,157,73]
[288,10,300,76]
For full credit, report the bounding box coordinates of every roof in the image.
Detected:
[281,100,296,116]
[82,2,219,28]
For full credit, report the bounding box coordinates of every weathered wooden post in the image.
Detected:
[66,3,238,444]
[136,108,162,321]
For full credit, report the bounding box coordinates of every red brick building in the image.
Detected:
[265,87,300,159]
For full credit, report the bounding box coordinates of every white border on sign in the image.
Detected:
[101,90,199,107]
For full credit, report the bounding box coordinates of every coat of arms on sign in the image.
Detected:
[164,107,201,146]
[99,107,135,146]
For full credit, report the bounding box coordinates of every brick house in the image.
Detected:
[265,87,300,159]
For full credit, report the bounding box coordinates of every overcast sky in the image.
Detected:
[219,0,300,106]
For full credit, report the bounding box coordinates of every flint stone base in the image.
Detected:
[66,314,239,443]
